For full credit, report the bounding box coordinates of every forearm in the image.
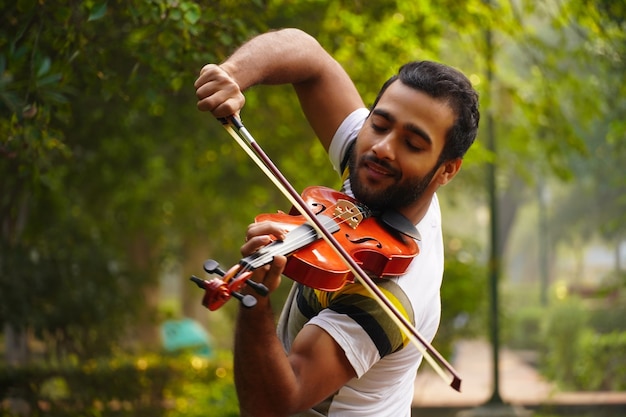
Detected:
[196,27,363,146]
[221,28,331,92]
[230,233,355,416]
[234,297,300,417]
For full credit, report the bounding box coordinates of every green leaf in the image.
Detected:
[36,72,62,87]
[170,9,182,21]
[37,57,51,77]
[183,3,201,25]
[88,2,107,22]
[41,90,69,104]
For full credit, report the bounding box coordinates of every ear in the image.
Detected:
[435,158,462,186]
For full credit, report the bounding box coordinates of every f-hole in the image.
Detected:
[310,202,326,216]
[345,233,383,248]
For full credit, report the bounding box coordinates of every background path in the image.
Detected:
[412,339,626,408]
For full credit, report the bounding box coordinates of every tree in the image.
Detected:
[3,0,623,367]
[0,0,268,361]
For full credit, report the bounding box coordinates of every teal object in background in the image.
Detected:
[161,318,213,357]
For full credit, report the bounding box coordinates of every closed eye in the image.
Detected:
[405,139,424,152]
[370,121,388,133]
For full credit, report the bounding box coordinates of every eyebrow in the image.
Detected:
[371,108,433,146]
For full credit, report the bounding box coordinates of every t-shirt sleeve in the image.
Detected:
[306,279,415,378]
[328,108,370,175]
[308,308,381,378]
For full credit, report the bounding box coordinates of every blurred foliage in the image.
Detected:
[435,238,488,358]
[541,298,589,383]
[0,351,238,416]
[503,303,544,351]
[540,298,626,391]
[0,0,625,405]
[503,290,626,392]
[1,0,268,358]
[588,305,626,335]
[574,330,626,391]
[0,231,142,359]
[503,0,626,247]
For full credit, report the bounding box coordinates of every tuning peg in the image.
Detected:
[190,275,206,288]
[203,259,226,276]
[245,279,269,296]
[231,291,257,308]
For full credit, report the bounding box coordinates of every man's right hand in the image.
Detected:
[194,63,245,118]
[239,221,289,296]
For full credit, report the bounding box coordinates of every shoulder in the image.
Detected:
[328,108,370,174]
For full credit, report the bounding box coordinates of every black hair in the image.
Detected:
[371,61,480,162]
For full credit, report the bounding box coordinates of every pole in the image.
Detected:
[538,181,549,307]
[485,22,504,405]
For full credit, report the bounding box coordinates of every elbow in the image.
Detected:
[275,27,325,54]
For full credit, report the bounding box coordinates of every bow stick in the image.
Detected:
[218,115,462,392]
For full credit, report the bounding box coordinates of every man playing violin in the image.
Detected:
[195,28,479,417]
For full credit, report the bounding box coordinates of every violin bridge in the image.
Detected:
[334,199,364,229]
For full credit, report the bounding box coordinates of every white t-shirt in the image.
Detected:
[277,108,444,417]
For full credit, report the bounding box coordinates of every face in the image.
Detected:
[348,80,457,217]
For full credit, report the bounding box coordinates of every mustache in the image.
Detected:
[359,154,398,176]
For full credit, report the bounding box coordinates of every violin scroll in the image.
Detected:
[190,259,269,310]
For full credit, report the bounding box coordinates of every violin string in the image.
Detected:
[237,206,360,275]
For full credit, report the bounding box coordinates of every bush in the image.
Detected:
[536,298,626,391]
[435,249,487,358]
[573,330,626,391]
[540,298,589,387]
[588,305,626,334]
[0,351,239,417]
[504,304,545,351]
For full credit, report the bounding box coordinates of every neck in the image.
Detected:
[397,192,436,225]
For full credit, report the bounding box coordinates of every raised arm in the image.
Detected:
[194,29,365,416]
[194,28,365,150]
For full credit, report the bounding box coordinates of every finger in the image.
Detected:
[245,222,288,242]
[194,64,223,90]
[194,65,245,116]
[269,255,287,274]
[197,95,244,117]
[196,86,245,116]
[253,255,286,294]
[240,235,273,257]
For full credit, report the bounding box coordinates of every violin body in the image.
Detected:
[192,186,419,310]
[254,186,419,291]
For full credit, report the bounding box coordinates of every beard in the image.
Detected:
[347,148,439,211]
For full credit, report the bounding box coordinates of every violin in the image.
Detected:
[191,185,420,311]
[191,115,462,392]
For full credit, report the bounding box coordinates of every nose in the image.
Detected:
[371,133,396,160]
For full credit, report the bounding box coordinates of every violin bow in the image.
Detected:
[218,115,462,392]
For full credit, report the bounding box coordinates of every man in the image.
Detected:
[195,28,479,417]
